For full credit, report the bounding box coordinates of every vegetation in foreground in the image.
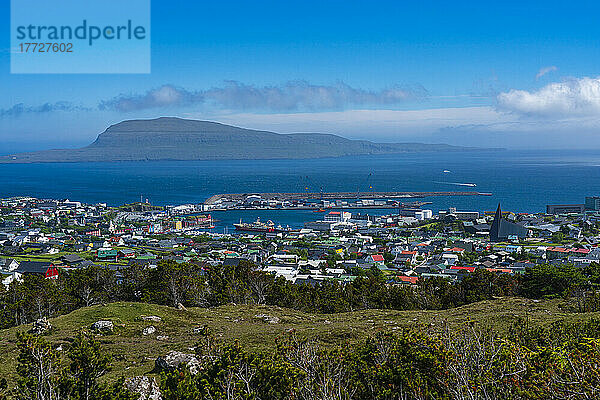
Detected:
[4,312,600,400]
[1,296,597,383]
[2,259,600,398]
[159,319,600,400]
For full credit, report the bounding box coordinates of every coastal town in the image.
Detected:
[6,1,600,397]
[2,194,599,289]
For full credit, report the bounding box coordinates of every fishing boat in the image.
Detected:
[233,218,294,233]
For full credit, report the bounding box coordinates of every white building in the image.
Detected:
[324,211,351,222]
[414,210,433,220]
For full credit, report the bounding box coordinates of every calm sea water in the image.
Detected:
[2,150,599,229]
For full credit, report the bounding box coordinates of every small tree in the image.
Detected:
[63,330,112,400]
[15,332,62,400]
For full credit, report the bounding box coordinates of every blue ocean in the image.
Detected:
[2,150,599,230]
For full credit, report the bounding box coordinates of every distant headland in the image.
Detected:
[0,117,498,163]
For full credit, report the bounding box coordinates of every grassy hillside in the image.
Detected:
[0,297,597,382]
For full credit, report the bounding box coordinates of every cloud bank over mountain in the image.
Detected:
[98,81,427,113]
[3,75,600,150]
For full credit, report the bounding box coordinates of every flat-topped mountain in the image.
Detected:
[1,117,482,163]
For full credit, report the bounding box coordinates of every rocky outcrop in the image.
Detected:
[124,376,162,400]
[155,351,201,375]
[254,314,280,324]
[91,320,114,333]
[142,326,156,336]
[141,315,162,322]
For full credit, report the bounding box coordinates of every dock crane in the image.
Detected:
[304,176,324,199]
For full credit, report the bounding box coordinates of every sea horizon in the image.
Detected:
[3,150,599,224]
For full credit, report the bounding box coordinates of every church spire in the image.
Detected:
[490,203,502,242]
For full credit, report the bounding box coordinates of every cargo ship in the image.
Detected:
[233,218,294,233]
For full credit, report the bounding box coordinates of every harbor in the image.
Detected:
[203,191,492,211]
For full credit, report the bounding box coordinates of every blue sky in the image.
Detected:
[2,0,600,151]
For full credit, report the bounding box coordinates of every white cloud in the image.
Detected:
[535,66,557,80]
[0,102,87,117]
[99,81,427,113]
[99,85,202,112]
[497,77,600,117]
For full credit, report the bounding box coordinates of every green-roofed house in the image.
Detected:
[97,248,118,259]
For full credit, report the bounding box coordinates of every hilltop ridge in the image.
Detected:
[0,117,488,163]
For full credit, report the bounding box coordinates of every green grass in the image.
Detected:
[0,297,598,382]
[10,251,94,262]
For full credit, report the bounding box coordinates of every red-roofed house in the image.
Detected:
[571,248,590,255]
[546,247,570,260]
[366,254,385,265]
[396,275,419,285]
[485,267,513,274]
[450,265,476,273]
[446,247,466,253]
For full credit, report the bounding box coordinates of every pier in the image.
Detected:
[204,191,492,205]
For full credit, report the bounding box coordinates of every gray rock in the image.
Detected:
[156,335,169,341]
[91,320,114,333]
[124,376,162,400]
[142,326,156,336]
[254,314,280,324]
[141,315,162,322]
[31,317,52,335]
[155,351,201,375]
